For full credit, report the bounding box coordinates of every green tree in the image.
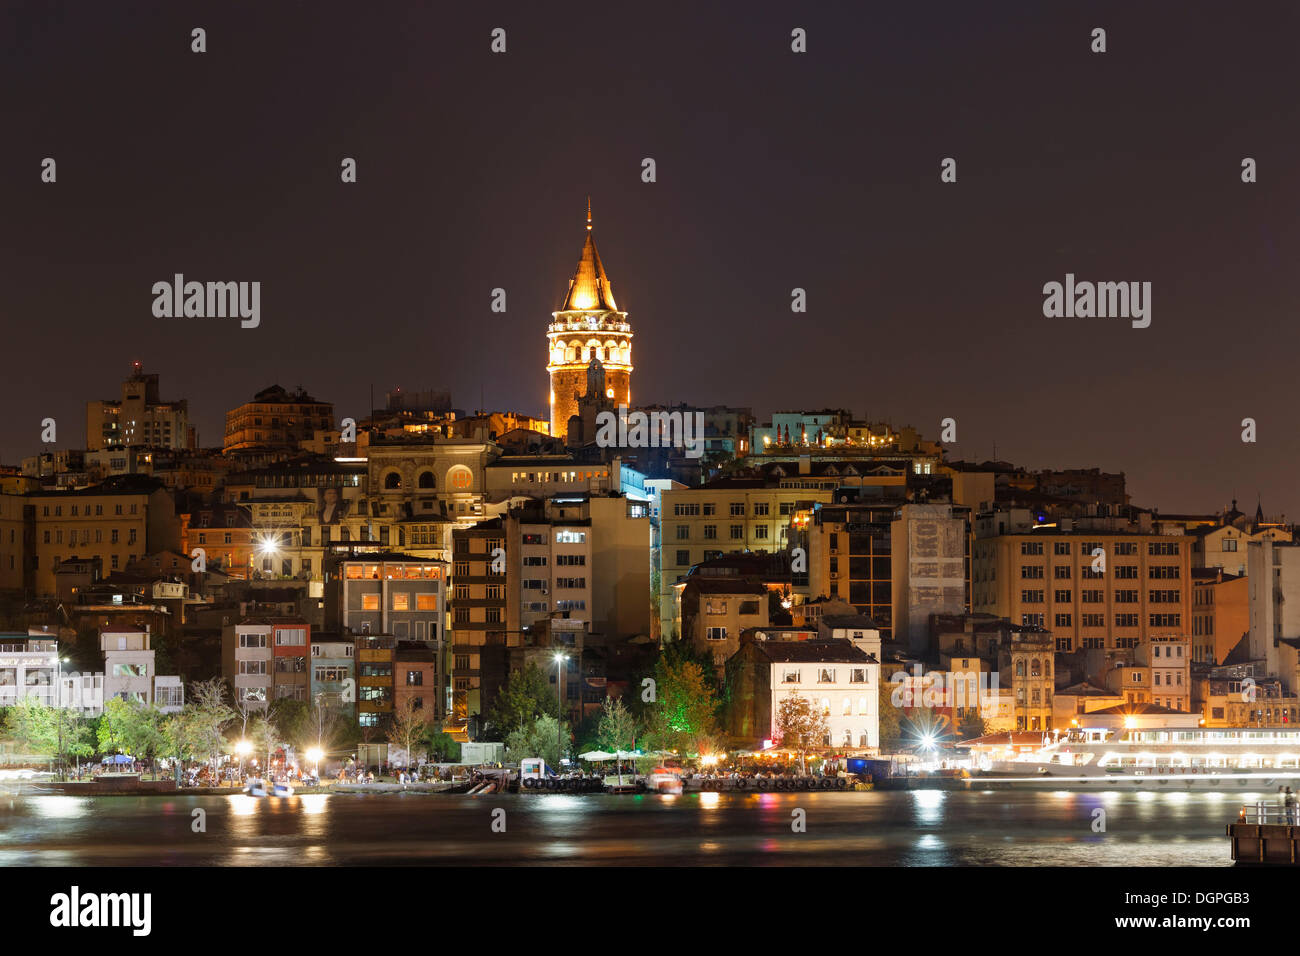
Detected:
[422,722,461,763]
[504,714,571,768]
[594,696,638,754]
[188,677,236,782]
[877,676,904,752]
[488,662,559,736]
[644,654,719,757]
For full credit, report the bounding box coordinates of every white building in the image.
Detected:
[100,628,156,705]
[224,621,273,711]
[727,638,881,751]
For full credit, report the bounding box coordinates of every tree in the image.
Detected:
[251,714,279,777]
[643,653,719,757]
[877,677,904,753]
[594,696,638,754]
[503,714,570,768]
[422,722,461,764]
[775,692,829,774]
[488,662,559,736]
[188,678,236,782]
[386,699,430,768]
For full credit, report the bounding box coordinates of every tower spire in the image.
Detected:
[586,196,592,231]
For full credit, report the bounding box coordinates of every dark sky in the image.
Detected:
[3,1,1299,516]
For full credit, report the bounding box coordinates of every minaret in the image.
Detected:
[547,201,633,441]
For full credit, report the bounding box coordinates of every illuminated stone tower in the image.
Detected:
[547,201,632,441]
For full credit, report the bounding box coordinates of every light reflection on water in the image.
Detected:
[0,790,1235,867]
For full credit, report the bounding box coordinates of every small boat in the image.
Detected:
[243,777,294,797]
[644,767,683,795]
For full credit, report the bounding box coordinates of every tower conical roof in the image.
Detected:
[560,202,618,312]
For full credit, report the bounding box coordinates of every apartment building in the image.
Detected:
[973,521,1192,655]
[223,384,334,453]
[308,631,355,708]
[659,476,833,633]
[0,493,25,592]
[1136,635,1191,712]
[680,577,769,669]
[1191,568,1248,665]
[86,363,192,451]
[30,476,181,596]
[447,518,508,731]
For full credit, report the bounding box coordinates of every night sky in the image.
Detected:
[3,1,1299,516]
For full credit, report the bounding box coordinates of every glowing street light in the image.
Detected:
[305,747,323,779]
[235,739,252,779]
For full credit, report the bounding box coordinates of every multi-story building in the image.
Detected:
[182,502,256,580]
[100,627,156,705]
[999,628,1055,731]
[270,618,311,703]
[355,635,396,728]
[86,363,192,451]
[1191,568,1248,665]
[308,632,355,708]
[0,493,25,592]
[547,204,633,441]
[394,640,439,714]
[29,476,181,595]
[659,474,833,633]
[1136,635,1191,712]
[223,384,334,454]
[324,553,446,715]
[223,621,274,711]
[448,518,508,731]
[726,637,882,752]
[1245,539,1300,695]
[680,577,769,669]
[973,519,1192,656]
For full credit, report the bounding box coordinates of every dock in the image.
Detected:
[1227,804,1300,864]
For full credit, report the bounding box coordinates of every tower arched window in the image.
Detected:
[418,471,435,489]
[1016,660,1026,677]
[384,471,401,490]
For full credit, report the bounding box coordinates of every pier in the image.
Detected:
[1227,804,1300,864]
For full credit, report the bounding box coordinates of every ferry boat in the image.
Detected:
[977,726,1300,791]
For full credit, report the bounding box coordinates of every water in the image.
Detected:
[0,788,1242,866]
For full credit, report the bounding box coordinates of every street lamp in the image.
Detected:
[553,651,567,768]
[235,739,252,780]
[306,747,323,780]
[55,655,69,781]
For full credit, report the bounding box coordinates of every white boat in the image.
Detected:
[977,726,1300,791]
[644,767,683,795]
[243,777,294,797]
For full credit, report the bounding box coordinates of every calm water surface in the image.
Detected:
[0,788,1243,866]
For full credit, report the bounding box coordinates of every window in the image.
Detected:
[405,670,423,686]
[676,550,689,566]
[729,503,745,517]
[1054,542,1071,555]
[238,660,267,675]
[1053,565,1071,579]
[705,627,727,641]
[1054,589,1072,603]
[703,525,717,539]
[1020,566,1044,579]
[555,531,586,544]
[850,668,867,684]
[1021,541,1044,555]
[1021,589,1044,603]
[362,594,380,611]
[817,668,835,683]
[239,632,268,648]
[276,628,306,646]
[392,593,410,611]
[782,669,801,683]
[754,526,768,540]
[1054,613,1072,627]
[753,503,769,517]
[676,525,690,540]
[730,525,743,539]
[1148,541,1180,555]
